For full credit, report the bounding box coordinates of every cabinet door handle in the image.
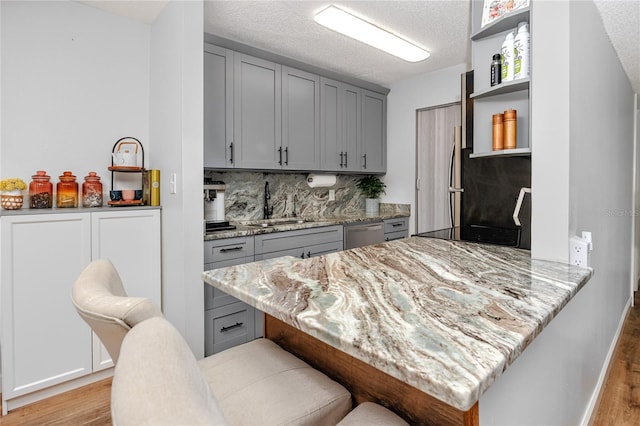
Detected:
[307,251,311,258]
[339,152,344,168]
[300,252,305,259]
[363,153,367,169]
[219,246,243,253]
[284,147,289,166]
[220,322,244,332]
[229,142,234,164]
[278,147,283,165]
[344,151,348,168]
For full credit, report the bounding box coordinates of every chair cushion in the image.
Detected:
[337,402,409,425]
[72,259,162,363]
[112,316,228,426]
[199,338,352,425]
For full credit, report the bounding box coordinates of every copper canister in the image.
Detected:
[503,109,517,150]
[492,113,504,150]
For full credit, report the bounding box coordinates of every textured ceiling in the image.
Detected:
[203,1,472,88]
[76,0,639,92]
[593,0,640,94]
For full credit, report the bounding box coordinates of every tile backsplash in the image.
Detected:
[205,171,393,220]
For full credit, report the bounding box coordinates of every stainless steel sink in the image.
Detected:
[244,219,313,228]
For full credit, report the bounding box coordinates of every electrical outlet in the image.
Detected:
[570,236,589,267]
[328,189,335,201]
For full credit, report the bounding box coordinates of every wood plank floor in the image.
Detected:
[591,292,640,425]
[1,297,640,425]
[0,378,111,426]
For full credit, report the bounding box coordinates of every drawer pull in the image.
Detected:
[391,223,403,227]
[219,246,243,253]
[220,322,244,332]
[307,251,311,258]
[300,252,305,259]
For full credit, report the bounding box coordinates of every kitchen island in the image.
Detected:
[202,237,592,424]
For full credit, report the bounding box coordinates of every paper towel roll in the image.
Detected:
[306,174,337,188]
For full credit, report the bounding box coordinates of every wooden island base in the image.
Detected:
[265,314,479,426]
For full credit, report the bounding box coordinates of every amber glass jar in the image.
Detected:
[29,170,53,208]
[56,171,78,208]
[82,172,103,207]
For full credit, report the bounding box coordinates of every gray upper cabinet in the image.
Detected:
[282,67,320,170]
[204,43,387,173]
[233,53,282,169]
[320,78,361,172]
[204,45,234,168]
[361,90,387,173]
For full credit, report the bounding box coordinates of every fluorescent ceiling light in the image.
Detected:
[314,5,430,63]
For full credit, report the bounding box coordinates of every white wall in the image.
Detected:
[0,0,150,187]
[481,1,636,424]
[385,63,468,236]
[149,0,204,356]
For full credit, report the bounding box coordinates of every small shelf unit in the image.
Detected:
[471,0,531,158]
[109,137,146,206]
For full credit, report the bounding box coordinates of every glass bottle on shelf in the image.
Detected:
[82,172,103,207]
[29,170,53,208]
[56,171,78,208]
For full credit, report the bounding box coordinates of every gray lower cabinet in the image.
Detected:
[361,90,387,173]
[204,44,234,168]
[254,225,344,260]
[204,236,262,356]
[320,78,361,172]
[384,217,409,241]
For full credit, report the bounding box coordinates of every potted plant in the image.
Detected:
[357,175,386,216]
[0,177,27,210]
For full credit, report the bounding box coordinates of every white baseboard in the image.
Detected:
[581,297,632,425]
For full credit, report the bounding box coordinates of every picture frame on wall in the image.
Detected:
[481,0,529,28]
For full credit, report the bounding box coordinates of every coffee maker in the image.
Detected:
[203,180,235,233]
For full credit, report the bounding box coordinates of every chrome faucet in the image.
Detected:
[263,182,273,219]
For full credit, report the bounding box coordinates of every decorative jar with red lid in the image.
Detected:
[56,171,78,208]
[29,170,53,208]
[82,172,103,207]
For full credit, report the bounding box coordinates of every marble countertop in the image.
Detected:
[204,211,409,240]
[202,236,593,411]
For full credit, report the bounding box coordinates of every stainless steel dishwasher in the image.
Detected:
[344,221,385,249]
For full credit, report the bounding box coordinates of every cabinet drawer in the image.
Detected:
[255,240,343,261]
[384,217,408,234]
[385,230,408,242]
[204,257,253,310]
[205,302,255,356]
[254,225,343,255]
[205,236,254,263]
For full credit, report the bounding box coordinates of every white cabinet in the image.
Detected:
[90,209,161,370]
[1,208,161,413]
[1,213,92,408]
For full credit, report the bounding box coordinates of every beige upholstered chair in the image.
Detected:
[71,259,162,364]
[112,316,229,425]
[77,259,405,425]
[113,316,408,426]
